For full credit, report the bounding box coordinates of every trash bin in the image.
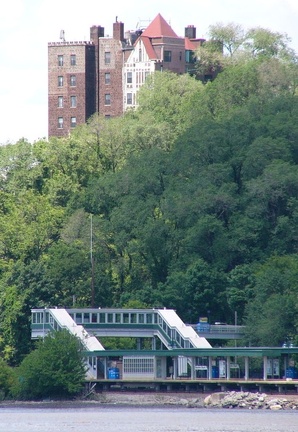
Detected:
[212,366,219,378]
[108,367,120,379]
[286,367,298,379]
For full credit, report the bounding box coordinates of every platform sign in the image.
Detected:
[197,317,210,332]
[195,365,208,370]
[230,363,240,369]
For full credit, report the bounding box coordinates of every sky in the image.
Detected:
[0,0,298,144]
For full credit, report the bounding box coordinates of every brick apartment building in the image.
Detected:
[48,13,205,138]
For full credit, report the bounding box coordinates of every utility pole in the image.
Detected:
[90,214,95,307]
[235,311,238,348]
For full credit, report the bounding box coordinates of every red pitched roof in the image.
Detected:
[141,36,158,60]
[142,13,178,38]
[185,37,196,51]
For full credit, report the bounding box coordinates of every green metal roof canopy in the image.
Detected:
[83,346,298,358]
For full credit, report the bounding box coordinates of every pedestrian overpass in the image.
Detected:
[31,307,211,349]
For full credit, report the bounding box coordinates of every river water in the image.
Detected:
[0,405,297,432]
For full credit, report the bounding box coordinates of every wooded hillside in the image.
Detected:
[1,25,298,363]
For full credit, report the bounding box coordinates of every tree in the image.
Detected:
[208,22,246,57]
[244,255,298,346]
[14,330,86,399]
[195,22,296,82]
[155,258,229,324]
[0,139,43,194]
[244,27,294,60]
[226,264,256,323]
[0,358,15,399]
[137,71,203,136]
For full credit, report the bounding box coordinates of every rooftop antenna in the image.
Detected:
[135,18,151,31]
[60,30,65,42]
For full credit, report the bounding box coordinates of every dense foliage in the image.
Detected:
[0,24,298,365]
[13,330,86,399]
[0,358,15,399]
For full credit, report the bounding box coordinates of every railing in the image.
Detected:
[195,323,245,335]
[31,308,201,349]
[66,308,195,348]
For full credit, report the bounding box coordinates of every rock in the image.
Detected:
[267,398,279,404]
[204,395,212,405]
[205,392,226,406]
[270,404,283,410]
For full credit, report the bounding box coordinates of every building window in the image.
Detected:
[58,96,63,107]
[164,50,172,62]
[104,52,111,64]
[105,72,110,84]
[58,117,63,128]
[70,54,76,65]
[127,72,132,83]
[70,117,77,128]
[139,48,142,62]
[58,55,63,66]
[105,115,111,119]
[58,76,63,87]
[105,94,111,105]
[127,93,132,105]
[70,95,77,107]
[70,75,76,86]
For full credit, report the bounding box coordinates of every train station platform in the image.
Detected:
[31,308,298,384]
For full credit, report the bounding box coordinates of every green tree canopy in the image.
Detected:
[14,330,86,399]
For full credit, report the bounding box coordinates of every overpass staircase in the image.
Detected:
[31,307,211,353]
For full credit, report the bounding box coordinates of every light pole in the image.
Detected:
[234,311,238,348]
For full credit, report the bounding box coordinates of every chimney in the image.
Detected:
[90,25,104,42]
[185,25,196,39]
[113,19,124,41]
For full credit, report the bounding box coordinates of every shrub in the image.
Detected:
[0,358,16,399]
[14,330,86,399]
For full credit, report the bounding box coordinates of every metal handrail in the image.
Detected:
[195,324,245,334]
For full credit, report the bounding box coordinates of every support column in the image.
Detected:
[151,337,156,350]
[284,356,288,379]
[208,357,213,380]
[173,357,178,380]
[190,357,196,380]
[263,356,268,380]
[104,358,108,379]
[244,356,249,381]
[137,338,141,350]
[226,356,231,380]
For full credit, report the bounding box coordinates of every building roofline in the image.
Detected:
[48,41,94,46]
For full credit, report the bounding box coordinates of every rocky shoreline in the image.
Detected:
[88,390,298,410]
[203,391,298,410]
[1,391,298,410]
